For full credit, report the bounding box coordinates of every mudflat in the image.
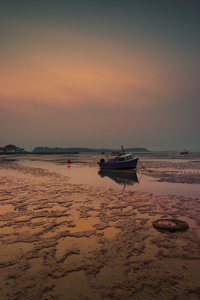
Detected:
[0,153,200,300]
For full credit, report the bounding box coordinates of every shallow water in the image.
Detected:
[19,160,200,198]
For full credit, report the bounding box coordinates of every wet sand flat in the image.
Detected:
[0,153,200,300]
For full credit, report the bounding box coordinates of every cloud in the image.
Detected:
[1,10,200,150]
[1,21,188,110]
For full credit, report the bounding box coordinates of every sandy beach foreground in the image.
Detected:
[0,153,200,300]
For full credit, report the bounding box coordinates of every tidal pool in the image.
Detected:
[19,160,200,198]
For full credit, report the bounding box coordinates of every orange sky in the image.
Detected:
[1,1,200,150]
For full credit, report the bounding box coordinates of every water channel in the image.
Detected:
[18,160,200,198]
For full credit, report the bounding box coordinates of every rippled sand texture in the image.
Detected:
[0,158,200,300]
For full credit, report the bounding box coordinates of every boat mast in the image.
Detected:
[121,145,125,154]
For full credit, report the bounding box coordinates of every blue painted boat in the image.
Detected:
[98,147,138,169]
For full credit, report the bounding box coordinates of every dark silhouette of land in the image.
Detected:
[33,146,150,154]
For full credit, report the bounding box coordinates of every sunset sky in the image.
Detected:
[1,0,200,151]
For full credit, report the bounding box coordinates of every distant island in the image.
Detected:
[33,146,150,154]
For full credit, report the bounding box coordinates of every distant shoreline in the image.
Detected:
[32,146,150,154]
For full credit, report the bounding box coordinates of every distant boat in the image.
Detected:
[98,146,138,169]
[180,150,189,155]
[111,151,120,156]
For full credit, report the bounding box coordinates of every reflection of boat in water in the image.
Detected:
[98,169,139,186]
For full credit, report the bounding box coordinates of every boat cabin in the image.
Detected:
[117,154,134,162]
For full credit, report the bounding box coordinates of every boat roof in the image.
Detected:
[118,153,132,158]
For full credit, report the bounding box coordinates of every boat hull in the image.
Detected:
[98,158,138,169]
[180,151,189,155]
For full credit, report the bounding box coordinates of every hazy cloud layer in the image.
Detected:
[1,0,200,150]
